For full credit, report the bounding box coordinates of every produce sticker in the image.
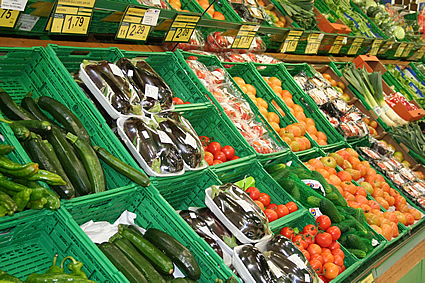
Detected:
[49,0,96,35]
[164,14,200,43]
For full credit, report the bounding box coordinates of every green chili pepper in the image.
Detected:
[0,269,23,283]
[61,256,88,279]
[25,273,98,282]
[15,180,60,210]
[0,190,16,215]
[0,205,7,217]
[26,170,66,186]
[46,254,64,274]
[12,188,31,212]
[27,198,47,210]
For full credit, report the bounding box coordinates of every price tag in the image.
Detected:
[280,30,302,53]
[370,39,383,56]
[0,7,20,28]
[305,33,323,54]
[378,41,394,55]
[1,0,27,11]
[329,35,346,54]
[361,272,374,283]
[416,46,425,60]
[164,14,200,43]
[347,37,364,55]
[401,43,414,58]
[142,8,159,26]
[394,43,407,58]
[17,13,39,31]
[116,6,151,41]
[231,24,258,49]
[49,0,96,35]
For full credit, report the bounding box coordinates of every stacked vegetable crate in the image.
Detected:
[61,182,238,282]
[177,0,243,23]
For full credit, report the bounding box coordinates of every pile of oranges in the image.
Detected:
[168,0,226,20]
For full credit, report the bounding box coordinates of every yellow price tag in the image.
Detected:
[49,0,96,34]
[329,36,346,54]
[231,24,258,49]
[394,43,407,57]
[61,14,90,33]
[416,46,425,60]
[305,33,323,54]
[116,6,150,41]
[164,14,200,43]
[361,273,374,283]
[280,30,302,53]
[347,38,364,55]
[378,41,393,55]
[370,39,383,56]
[0,8,20,28]
[401,44,414,58]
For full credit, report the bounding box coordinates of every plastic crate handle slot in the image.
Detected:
[0,51,9,58]
[70,51,91,57]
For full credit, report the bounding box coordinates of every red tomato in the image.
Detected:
[199,136,211,147]
[246,187,260,200]
[212,160,223,165]
[280,227,294,239]
[204,155,213,166]
[221,145,235,160]
[258,193,271,207]
[204,151,214,159]
[331,248,345,260]
[184,101,191,104]
[328,241,341,251]
[207,141,222,154]
[304,233,315,245]
[275,204,289,218]
[316,232,333,248]
[309,259,322,273]
[294,240,305,251]
[333,255,344,267]
[307,244,322,255]
[213,151,227,162]
[326,226,341,241]
[303,224,318,237]
[321,248,332,254]
[254,200,265,210]
[172,97,184,105]
[321,252,334,264]
[302,249,311,261]
[310,254,323,264]
[293,235,308,249]
[230,156,240,160]
[264,209,278,222]
[196,70,206,79]
[323,263,339,280]
[286,201,298,213]
[267,203,278,211]
[316,215,332,230]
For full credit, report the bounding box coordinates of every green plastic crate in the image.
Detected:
[382,70,417,102]
[409,62,425,82]
[62,183,237,282]
[179,0,243,23]
[174,104,257,170]
[349,1,388,40]
[214,160,306,230]
[0,209,126,282]
[261,146,308,168]
[174,50,289,162]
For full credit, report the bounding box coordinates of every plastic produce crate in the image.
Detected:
[62,183,238,282]
[0,209,126,282]
[0,46,143,193]
[174,50,289,162]
[214,160,306,229]
[178,0,243,23]
[349,1,388,39]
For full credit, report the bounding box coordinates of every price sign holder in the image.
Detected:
[401,43,414,58]
[305,33,323,54]
[329,35,346,54]
[360,272,375,283]
[280,30,302,53]
[49,0,96,35]
[378,40,394,55]
[416,46,425,60]
[231,24,259,49]
[0,6,20,28]
[116,6,151,41]
[370,39,383,56]
[347,37,364,55]
[394,43,407,58]
[164,14,200,43]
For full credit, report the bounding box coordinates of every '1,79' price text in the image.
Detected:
[67,15,84,29]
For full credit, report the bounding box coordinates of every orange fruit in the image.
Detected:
[246,84,256,96]
[269,77,282,86]
[293,104,304,113]
[301,136,311,149]
[316,131,327,142]
[212,11,225,20]
[338,171,352,182]
[322,73,331,81]
[286,124,301,137]
[305,117,315,126]
[329,79,337,87]
[281,90,292,99]
[306,124,317,135]
[329,175,342,186]
[294,111,307,122]
[283,97,294,108]
[317,139,327,146]
[269,121,280,132]
[256,97,268,109]
[272,86,282,95]
[233,77,245,86]
[267,112,280,124]
[294,123,306,135]
[258,106,268,116]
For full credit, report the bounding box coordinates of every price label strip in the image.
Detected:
[116,6,151,41]
[280,30,302,53]
[370,39,383,56]
[305,33,323,54]
[347,37,364,55]
[361,272,375,283]
[0,6,20,28]
[329,35,346,54]
[378,41,394,55]
[394,43,407,58]
[416,45,425,60]
[231,24,259,49]
[164,14,200,43]
[49,0,96,35]
[401,43,414,58]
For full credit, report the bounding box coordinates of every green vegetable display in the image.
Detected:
[276,0,317,30]
[391,122,425,161]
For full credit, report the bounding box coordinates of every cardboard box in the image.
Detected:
[352,54,387,74]
[314,8,352,34]
[390,99,425,121]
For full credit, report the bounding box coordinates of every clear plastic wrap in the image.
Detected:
[163,29,205,51]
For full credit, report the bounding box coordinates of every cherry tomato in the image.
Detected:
[212,160,223,165]
[204,155,213,166]
[230,156,240,160]
[321,248,331,254]
[199,136,211,147]
[333,255,344,267]
[309,259,322,273]
[275,204,289,218]
[207,141,222,154]
[323,263,339,280]
[204,151,213,159]
[304,233,315,246]
[328,241,341,251]
[321,252,334,264]
[280,227,294,239]
[258,193,271,207]
[187,55,198,60]
[302,249,311,261]
[264,209,278,222]
[316,215,332,230]
[184,101,191,104]
[318,275,329,283]
[326,226,341,241]
[213,151,227,162]
[172,97,184,105]
[293,235,308,249]
[254,200,265,210]
[267,203,278,211]
[303,224,318,237]
[221,145,235,160]
[316,232,333,248]
[196,70,206,79]
[331,248,345,260]
[307,244,322,255]
[310,254,323,264]
[294,240,305,251]
[246,187,260,200]
[286,201,298,213]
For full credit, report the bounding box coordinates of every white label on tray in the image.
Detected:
[142,9,160,26]
[18,14,39,31]
[382,104,391,112]
[185,133,198,149]
[318,33,324,40]
[250,7,262,17]
[151,0,160,5]
[1,0,27,11]
[267,260,284,278]
[302,179,325,195]
[305,274,311,282]
[157,130,173,144]
[373,106,383,117]
[109,63,124,77]
[309,208,323,218]
[372,239,379,247]
[127,69,134,77]
[141,130,150,139]
[145,84,159,100]
[288,254,307,269]
[189,212,197,218]
[286,161,293,166]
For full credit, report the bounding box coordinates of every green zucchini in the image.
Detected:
[112,238,165,282]
[21,94,59,125]
[46,126,91,195]
[346,248,367,259]
[144,228,200,280]
[14,120,52,133]
[37,96,91,143]
[94,146,150,187]
[118,225,174,275]
[0,90,36,120]
[98,242,148,283]
[66,133,105,193]
[0,117,30,141]
[0,145,14,155]
[346,234,369,253]
[319,198,343,223]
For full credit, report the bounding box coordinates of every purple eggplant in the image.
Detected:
[263,251,314,283]
[236,245,278,283]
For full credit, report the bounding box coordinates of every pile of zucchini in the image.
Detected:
[99,224,201,283]
[0,90,150,200]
